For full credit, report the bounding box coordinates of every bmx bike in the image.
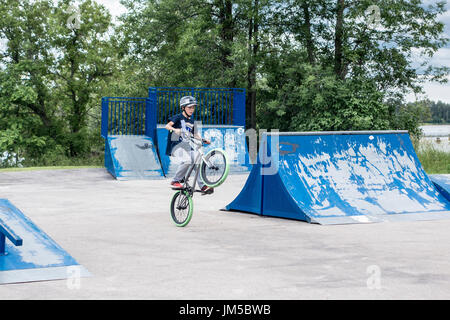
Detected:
[170,134,229,227]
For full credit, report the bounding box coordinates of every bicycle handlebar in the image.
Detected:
[177,129,210,145]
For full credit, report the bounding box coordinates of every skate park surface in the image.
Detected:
[1,168,450,299]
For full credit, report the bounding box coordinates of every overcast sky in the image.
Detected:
[94,0,126,17]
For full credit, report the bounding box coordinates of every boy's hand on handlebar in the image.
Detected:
[172,128,181,136]
[202,139,211,145]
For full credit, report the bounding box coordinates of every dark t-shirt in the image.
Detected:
[165,113,196,156]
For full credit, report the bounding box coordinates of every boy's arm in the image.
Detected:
[165,121,181,135]
[194,133,210,144]
[193,123,210,144]
[193,125,210,144]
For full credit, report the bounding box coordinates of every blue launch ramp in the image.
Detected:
[105,135,165,180]
[0,199,90,284]
[157,125,251,177]
[226,131,450,225]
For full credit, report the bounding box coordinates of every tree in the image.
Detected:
[257,0,449,136]
[118,0,240,89]
[0,0,116,166]
[0,0,62,165]
[50,0,115,156]
[429,100,450,123]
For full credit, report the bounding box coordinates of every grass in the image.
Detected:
[417,148,450,174]
[415,138,450,174]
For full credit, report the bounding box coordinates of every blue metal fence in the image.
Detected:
[101,97,157,139]
[149,87,246,126]
[101,87,246,139]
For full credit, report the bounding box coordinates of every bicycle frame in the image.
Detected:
[176,134,212,197]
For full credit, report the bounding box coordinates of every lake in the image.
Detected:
[419,124,450,152]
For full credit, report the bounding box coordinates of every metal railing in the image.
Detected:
[149,87,245,126]
[101,87,246,138]
[101,97,157,138]
[0,218,23,256]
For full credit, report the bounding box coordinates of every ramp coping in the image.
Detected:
[156,124,245,128]
[263,130,409,136]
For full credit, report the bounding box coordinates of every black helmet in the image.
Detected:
[180,96,197,109]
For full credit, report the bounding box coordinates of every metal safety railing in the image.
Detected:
[101,97,157,138]
[0,218,23,256]
[149,87,246,126]
[101,87,246,138]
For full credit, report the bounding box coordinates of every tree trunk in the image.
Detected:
[246,0,259,130]
[301,1,315,65]
[334,0,345,79]
[218,0,234,87]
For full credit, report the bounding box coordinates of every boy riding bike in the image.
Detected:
[165,96,214,195]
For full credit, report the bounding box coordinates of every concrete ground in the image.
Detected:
[0,168,450,300]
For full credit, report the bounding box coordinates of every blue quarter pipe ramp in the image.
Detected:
[105,135,165,180]
[226,131,450,225]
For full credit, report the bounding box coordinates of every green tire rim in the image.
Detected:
[171,191,193,227]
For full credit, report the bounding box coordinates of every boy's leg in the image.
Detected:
[172,162,191,184]
[189,150,204,189]
[191,150,213,194]
[171,145,193,187]
[196,170,205,189]
[198,175,213,194]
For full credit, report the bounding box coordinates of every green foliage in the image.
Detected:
[429,100,450,123]
[257,57,391,132]
[257,0,448,133]
[389,100,432,138]
[0,0,115,166]
[117,0,249,89]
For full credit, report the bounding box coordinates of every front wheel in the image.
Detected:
[200,149,230,188]
[170,190,194,227]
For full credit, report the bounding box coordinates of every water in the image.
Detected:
[420,125,450,137]
[419,125,450,152]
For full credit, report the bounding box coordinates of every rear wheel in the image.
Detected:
[200,149,229,188]
[170,190,193,227]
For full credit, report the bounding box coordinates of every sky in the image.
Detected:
[409,1,450,103]
[94,0,126,18]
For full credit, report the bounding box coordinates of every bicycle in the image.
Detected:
[170,133,230,227]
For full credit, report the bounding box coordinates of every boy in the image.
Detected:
[165,96,214,194]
